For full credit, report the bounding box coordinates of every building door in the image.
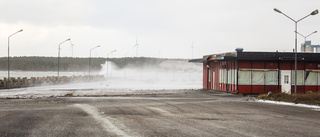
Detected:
[281,70,291,94]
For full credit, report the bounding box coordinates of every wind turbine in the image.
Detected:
[191,41,194,59]
[133,38,139,57]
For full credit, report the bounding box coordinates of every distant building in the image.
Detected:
[301,41,320,53]
[190,48,320,94]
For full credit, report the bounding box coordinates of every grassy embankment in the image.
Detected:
[257,93,320,106]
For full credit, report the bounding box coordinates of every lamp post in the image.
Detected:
[58,38,71,80]
[89,45,100,80]
[274,8,318,94]
[124,51,130,79]
[7,29,23,89]
[295,31,317,52]
[107,50,116,80]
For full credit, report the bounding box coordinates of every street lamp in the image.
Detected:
[274,8,318,94]
[58,38,71,80]
[7,29,23,89]
[89,45,100,80]
[107,50,116,80]
[124,51,131,79]
[295,31,317,52]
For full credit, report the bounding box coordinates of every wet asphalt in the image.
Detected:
[0,90,319,137]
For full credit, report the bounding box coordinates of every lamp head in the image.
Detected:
[67,38,71,41]
[18,29,23,32]
[311,9,318,15]
[314,31,318,33]
[274,8,282,13]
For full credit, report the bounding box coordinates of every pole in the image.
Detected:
[8,37,10,89]
[106,50,116,80]
[124,56,127,79]
[294,22,297,94]
[89,51,91,80]
[7,29,23,89]
[304,37,306,52]
[58,38,71,81]
[8,36,10,89]
[89,45,100,81]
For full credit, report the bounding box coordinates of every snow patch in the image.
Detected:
[256,100,320,110]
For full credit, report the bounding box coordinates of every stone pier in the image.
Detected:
[0,75,105,89]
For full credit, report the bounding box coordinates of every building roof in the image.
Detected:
[189,49,320,63]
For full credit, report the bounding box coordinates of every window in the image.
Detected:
[305,71,317,85]
[292,70,304,85]
[252,71,264,85]
[228,70,232,84]
[238,70,251,85]
[266,71,278,85]
[238,69,280,85]
[234,69,237,85]
[284,75,289,84]
[318,72,320,85]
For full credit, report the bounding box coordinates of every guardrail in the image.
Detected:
[0,75,105,89]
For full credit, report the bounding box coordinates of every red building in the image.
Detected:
[190,49,320,94]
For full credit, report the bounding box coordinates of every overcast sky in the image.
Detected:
[0,0,320,59]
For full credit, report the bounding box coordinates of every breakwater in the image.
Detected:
[0,75,105,89]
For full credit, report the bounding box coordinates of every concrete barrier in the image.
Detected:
[0,75,105,89]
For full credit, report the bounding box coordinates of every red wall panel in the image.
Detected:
[214,69,219,90]
[238,61,251,69]
[266,61,278,69]
[252,61,265,69]
[252,85,264,94]
[296,62,305,70]
[305,62,317,70]
[305,86,317,93]
[203,63,208,89]
[291,86,305,94]
[265,85,279,93]
[280,62,292,70]
[229,84,237,93]
[238,85,251,94]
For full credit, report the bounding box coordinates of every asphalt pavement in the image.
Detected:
[0,90,319,137]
